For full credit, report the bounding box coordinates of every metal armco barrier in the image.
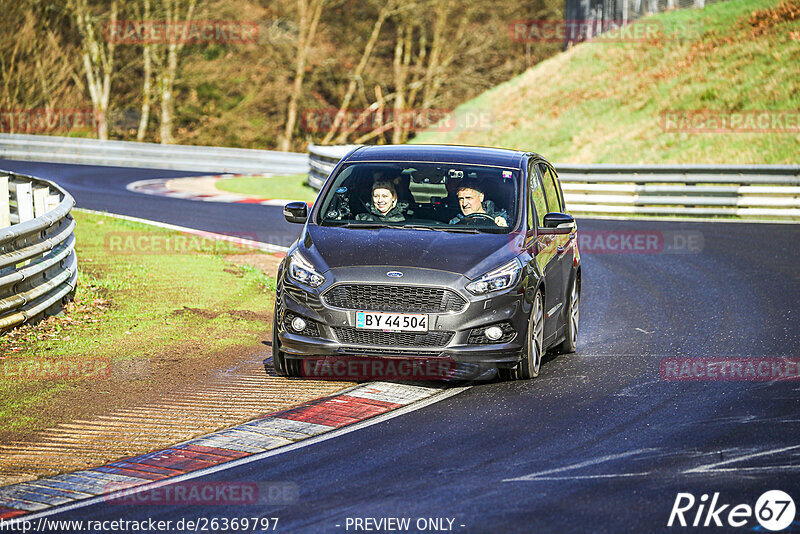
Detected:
[308,145,800,219]
[0,170,77,331]
[308,143,359,190]
[0,133,309,175]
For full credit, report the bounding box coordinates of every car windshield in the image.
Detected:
[316,162,520,232]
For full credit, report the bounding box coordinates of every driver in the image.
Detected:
[449,180,508,227]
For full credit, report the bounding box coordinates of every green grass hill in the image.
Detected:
[411,0,800,164]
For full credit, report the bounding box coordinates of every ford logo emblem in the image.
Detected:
[386,271,403,278]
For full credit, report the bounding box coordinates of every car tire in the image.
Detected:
[271,316,288,377]
[556,277,579,354]
[285,357,302,378]
[271,315,304,378]
[500,290,544,381]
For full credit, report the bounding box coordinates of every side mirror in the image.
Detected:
[542,212,576,233]
[284,201,308,224]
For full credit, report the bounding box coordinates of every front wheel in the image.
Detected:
[500,290,544,381]
[556,277,579,354]
[271,315,288,376]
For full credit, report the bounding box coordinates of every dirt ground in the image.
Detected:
[0,252,352,487]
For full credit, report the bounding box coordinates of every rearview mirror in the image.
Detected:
[284,201,308,224]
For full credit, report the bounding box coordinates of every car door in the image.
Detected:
[549,163,577,299]
[527,161,562,342]
[536,162,568,341]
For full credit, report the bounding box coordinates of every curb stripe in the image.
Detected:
[279,395,401,428]
[93,467,166,481]
[106,461,183,476]
[125,175,307,207]
[0,507,27,520]
[0,382,462,521]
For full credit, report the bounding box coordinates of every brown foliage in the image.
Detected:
[747,0,800,34]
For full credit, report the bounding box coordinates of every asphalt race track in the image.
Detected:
[0,159,303,247]
[3,160,799,532]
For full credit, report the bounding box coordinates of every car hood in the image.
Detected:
[298,224,525,280]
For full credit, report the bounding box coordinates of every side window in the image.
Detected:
[528,163,547,228]
[538,163,561,213]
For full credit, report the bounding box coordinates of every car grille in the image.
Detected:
[322,284,467,313]
[332,327,454,347]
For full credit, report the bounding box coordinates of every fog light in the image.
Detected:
[291,316,307,332]
[485,326,504,341]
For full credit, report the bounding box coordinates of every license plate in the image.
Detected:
[355,311,428,332]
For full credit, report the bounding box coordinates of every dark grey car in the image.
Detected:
[273,144,580,381]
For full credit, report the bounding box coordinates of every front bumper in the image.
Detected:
[275,266,529,368]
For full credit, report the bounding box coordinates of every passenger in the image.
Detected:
[355,180,409,222]
[449,180,509,227]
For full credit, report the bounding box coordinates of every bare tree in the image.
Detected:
[1,5,81,115]
[152,0,198,144]
[322,0,397,145]
[279,0,326,152]
[133,0,154,141]
[331,0,474,145]
[69,0,118,139]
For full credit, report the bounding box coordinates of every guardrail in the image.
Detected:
[307,145,800,219]
[307,143,359,190]
[0,133,309,175]
[0,170,77,331]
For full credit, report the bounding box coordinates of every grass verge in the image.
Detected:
[216,173,319,202]
[412,0,800,164]
[0,210,281,439]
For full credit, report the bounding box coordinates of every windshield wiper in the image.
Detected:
[400,224,479,233]
[400,224,437,231]
[435,226,479,233]
[340,222,395,229]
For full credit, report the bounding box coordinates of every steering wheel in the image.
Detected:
[462,212,495,222]
[457,212,497,226]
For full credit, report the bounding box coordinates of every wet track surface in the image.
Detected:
[3,160,799,532]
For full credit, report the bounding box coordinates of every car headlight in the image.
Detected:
[288,252,326,288]
[466,257,522,295]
